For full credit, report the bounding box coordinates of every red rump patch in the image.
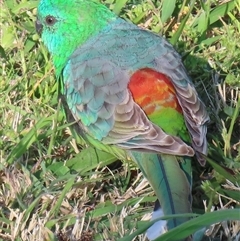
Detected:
[128,68,182,115]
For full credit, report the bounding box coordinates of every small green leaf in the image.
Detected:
[223,190,240,201]
[161,0,176,24]
[197,11,207,33]
[224,105,234,117]
[49,176,75,217]
[48,162,70,176]
[209,1,236,25]
[170,0,197,45]
[113,0,129,15]
[66,146,117,174]
[0,45,7,59]
[9,1,38,14]
[206,156,239,184]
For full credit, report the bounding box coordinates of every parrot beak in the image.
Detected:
[35,19,43,35]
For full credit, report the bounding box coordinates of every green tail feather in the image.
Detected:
[130,151,192,239]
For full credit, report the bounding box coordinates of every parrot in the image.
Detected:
[35,0,209,240]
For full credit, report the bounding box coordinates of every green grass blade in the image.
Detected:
[155,209,240,241]
[119,213,198,241]
[120,209,240,241]
[209,1,236,25]
[161,0,177,24]
[66,146,118,174]
[113,0,129,15]
[49,176,75,217]
[206,156,239,184]
[170,0,196,45]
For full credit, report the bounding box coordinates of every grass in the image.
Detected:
[0,0,240,240]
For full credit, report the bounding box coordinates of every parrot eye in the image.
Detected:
[45,15,56,26]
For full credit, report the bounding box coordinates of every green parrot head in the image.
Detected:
[36,0,116,74]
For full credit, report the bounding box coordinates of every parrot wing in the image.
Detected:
[62,18,209,164]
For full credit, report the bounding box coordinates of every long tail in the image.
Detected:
[130,151,192,241]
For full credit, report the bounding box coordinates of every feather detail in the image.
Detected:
[63,18,208,162]
[130,151,192,241]
[37,2,209,240]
